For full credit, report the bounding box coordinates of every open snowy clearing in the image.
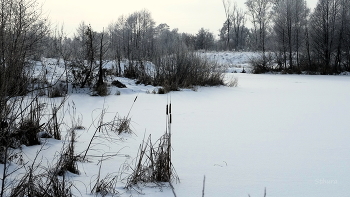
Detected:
[4,72,349,197]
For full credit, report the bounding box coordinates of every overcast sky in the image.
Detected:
[39,0,319,37]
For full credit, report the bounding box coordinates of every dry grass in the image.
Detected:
[55,129,80,176]
[8,145,73,197]
[125,102,179,191]
[82,97,136,161]
[91,158,119,197]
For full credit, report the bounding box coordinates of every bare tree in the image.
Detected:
[1,0,49,97]
[96,28,109,89]
[195,28,215,50]
[220,1,249,51]
[334,0,349,72]
[0,0,50,195]
[231,3,247,50]
[107,16,126,76]
[345,1,350,71]
[245,0,273,68]
[68,23,99,88]
[77,24,97,88]
[272,0,309,71]
[222,0,232,50]
[309,0,342,73]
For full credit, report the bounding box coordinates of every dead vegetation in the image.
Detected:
[125,101,179,192]
[91,158,119,197]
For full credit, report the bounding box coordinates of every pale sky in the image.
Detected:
[39,0,319,37]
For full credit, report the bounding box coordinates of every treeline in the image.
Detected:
[1,0,227,99]
[220,0,350,74]
[45,10,215,65]
[42,0,350,75]
[42,9,225,93]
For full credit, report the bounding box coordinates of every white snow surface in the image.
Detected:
[2,52,350,197]
[201,51,260,73]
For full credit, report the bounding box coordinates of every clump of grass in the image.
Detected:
[10,167,73,197]
[92,173,119,197]
[9,146,73,197]
[45,98,67,140]
[125,101,179,190]
[16,98,45,146]
[91,158,119,197]
[115,117,132,135]
[55,129,80,176]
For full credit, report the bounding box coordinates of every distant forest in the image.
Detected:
[1,0,350,75]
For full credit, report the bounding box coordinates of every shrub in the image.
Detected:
[15,98,45,146]
[48,87,63,98]
[48,82,67,98]
[121,51,224,92]
[94,82,110,96]
[250,57,268,74]
[153,51,225,90]
[17,119,43,146]
[250,53,275,74]
[157,87,166,94]
[111,80,126,88]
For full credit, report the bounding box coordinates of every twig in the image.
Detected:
[202,175,206,197]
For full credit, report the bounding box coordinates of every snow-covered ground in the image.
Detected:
[202,51,260,73]
[2,52,350,197]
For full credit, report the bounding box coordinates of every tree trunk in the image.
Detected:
[97,31,104,87]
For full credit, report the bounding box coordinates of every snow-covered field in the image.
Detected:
[202,51,260,73]
[2,52,350,197]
